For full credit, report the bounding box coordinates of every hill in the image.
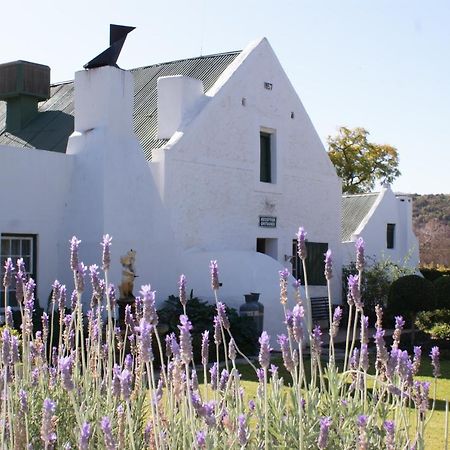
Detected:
[411,194,450,266]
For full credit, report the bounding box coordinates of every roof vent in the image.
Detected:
[0,60,50,132]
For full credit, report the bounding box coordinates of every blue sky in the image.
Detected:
[2,0,449,194]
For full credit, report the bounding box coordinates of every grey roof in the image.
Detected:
[341,193,379,241]
[0,50,241,159]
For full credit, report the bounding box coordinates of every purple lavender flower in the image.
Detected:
[355,237,365,272]
[311,325,323,360]
[70,290,77,311]
[357,415,368,450]
[238,414,249,446]
[331,306,342,338]
[138,319,154,363]
[58,284,67,313]
[178,315,193,365]
[3,257,14,289]
[124,354,133,372]
[412,346,422,375]
[219,369,229,390]
[209,362,218,390]
[2,328,11,366]
[59,355,74,391]
[386,348,399,381]
[279,268,289,305]
[213,316,222,345]
[203,402,216,427]
[360,315,369,344]
[191,370,199,391]
[210,260,220,291]
[140,285,158,326]
[375,304,383,329]
[101,234,112,271]
[317,416,332,449]
[324,249,333,280]
[270,364,278,377]
[40,398,57,446]
[248,399,256,411]
[347,274,362,310]
[397,350,413,386]
[374,328,389,367]
[392,316,405,349]
[89,264,102,299]
[292,304,304,343]
[258,331,271,369]
[350,348,360,370]
[112,365,121,398]
[169,334,180,358]
[201,331,209,366]
[69,236,81,271]
[107,284,116,309]
[278,334,295,373]
[75,262,87,294]
[101,417,117,450]
[196,430,206,448]
[228,338,237,362]
[178,274,187,307]
[360,344,369,371]
[79,422,91,450]
[383,420,395,450]
[216,302,230,330]
[120,369,132,402]
[296,227,307,260]
[4,306,12,328]
[125,305,134,328]
[430,346,441,377]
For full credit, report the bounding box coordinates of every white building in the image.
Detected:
[341,184,419,269]
[0,38,342,337]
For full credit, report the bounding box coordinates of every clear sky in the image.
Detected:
[2,0,449,194]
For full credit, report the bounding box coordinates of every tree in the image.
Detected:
[327,127,401,194]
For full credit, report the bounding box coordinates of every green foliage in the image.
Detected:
[421,266,450,281]
[434,276,450,309]
[343,257,415,324]
[157,293,258,361]
[388,275,436,321]
[416,309,450,340]
[327,126,400,194]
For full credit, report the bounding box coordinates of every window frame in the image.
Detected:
[259,129,276,184]
[386,223,395,249]
[0,233,37,309]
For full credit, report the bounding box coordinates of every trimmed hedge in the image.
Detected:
[416,309,450,340]
[434,276,450,309]
[387,275,436,322]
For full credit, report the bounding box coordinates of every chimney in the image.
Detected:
[0,60,50,132]
[157,75,204,139]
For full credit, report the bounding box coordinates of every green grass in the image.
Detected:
[228,355,450,448]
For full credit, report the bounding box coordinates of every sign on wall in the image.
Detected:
[259,216,277,228]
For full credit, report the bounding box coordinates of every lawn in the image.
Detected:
[228,355,450,448]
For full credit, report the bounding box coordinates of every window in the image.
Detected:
[291,240,328,286]
[260,131,275,183]
[256,238,278,260]
[0,234,37,309]
[387,223,395,249]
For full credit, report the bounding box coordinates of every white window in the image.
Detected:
[1,234,37,309]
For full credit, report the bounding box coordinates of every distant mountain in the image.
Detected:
[411,194,450,266]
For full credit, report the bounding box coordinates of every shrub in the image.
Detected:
[434,275,450,309]
[416,309,450,340]
[387,275,436,324]
[157,293,258,362]
[343,257,415,324]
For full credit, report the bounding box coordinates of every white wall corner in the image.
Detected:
[157,75,204,139]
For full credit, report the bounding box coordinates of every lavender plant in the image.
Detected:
[0,231,444,449]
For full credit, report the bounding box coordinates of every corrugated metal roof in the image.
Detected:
[0,51,241,160]
[341,193,379,241]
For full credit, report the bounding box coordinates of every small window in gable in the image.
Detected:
[260,131,276,183]
[387,223,395,249]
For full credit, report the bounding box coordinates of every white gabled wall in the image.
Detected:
[63,66,178,307]
[0,145,73,307]
[152,38,342,337]
[342,185,419,270]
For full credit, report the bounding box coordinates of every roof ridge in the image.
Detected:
[130,50,242,72]
[342,192,379,198]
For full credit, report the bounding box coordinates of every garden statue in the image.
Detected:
[118,249,137,299]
